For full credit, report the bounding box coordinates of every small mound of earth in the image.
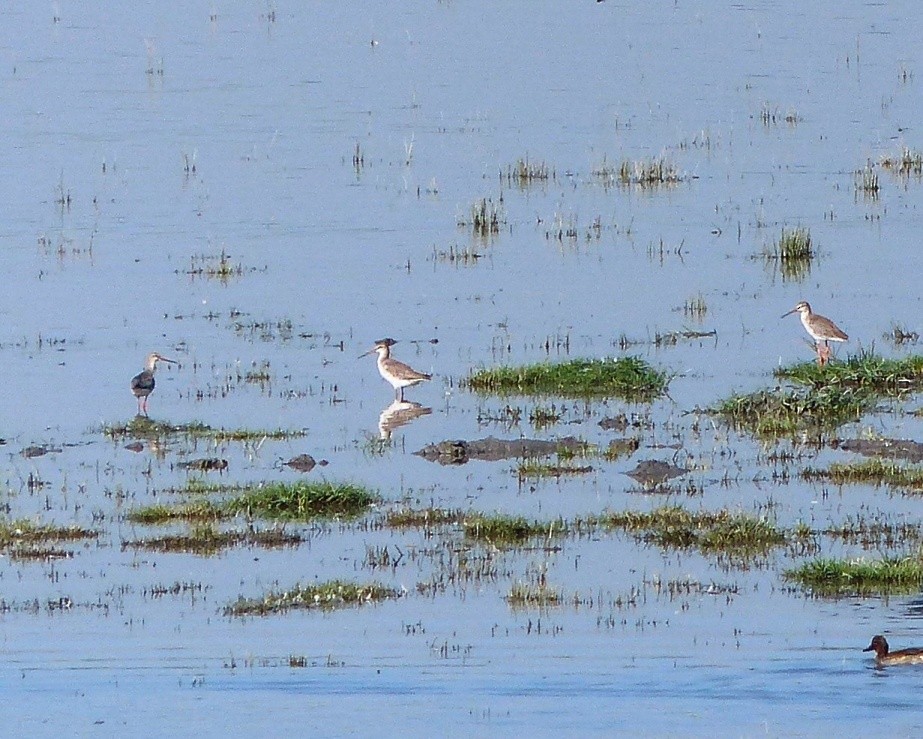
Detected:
[415,436,587,465]
[836,438,923,463]
[625,460,689,487]
[285,454,318,472]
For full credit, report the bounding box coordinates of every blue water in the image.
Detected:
[1,1,923,735]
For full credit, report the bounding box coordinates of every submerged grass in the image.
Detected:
[784,556,923,595]
[506,582,563,608]
[0,520,98,549]
[802,459,923,492]
[103,417,307,441]
[123,526,303,555]
[466,356,668,400]
[225,580,400,616]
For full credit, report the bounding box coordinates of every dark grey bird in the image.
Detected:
[360,338,431,400]
[131,352,177,415]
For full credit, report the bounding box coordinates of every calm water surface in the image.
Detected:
[1,1,923,735]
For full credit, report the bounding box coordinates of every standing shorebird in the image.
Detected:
[360,338,431,400]
[781,301,848,366]
[131,352,177,415]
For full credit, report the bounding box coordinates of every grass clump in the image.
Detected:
[225,580,400,616]
[129,482,377,525]
[713,386,868,437]
[126,501,223,525]
[594,157,681,188]
[224,580,400,616]
[466,356,668,401]
[506,582,563,608]
[602,505,785,556]
[762,227,814,282]
[0,520,98,549]
[386,508,464,528]
[784,556,923,595]
[463,513,561,547]
[123,526,302,555]
[802,459,923,492]
[225,481,377,521]
[775,352,923,395]
[505,157,552,187]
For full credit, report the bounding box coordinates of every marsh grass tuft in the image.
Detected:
[506,582,563,608]
[784,556,923,595]
[0,520,98,550]
[224,481,377,521]
[466,356,669,401]
[762,227,814,282]
[601,506,785,557]
[123,525,303,555]
[460,197,504,238]
[602,157,681,188]
[225,580,400,616]
[713,386,868,437]
[715,352,923,437]
[517,460,593,480]
[129,481,377,524]
[774,351,923,394]
[505,157,552,187]
[463,513,562,547]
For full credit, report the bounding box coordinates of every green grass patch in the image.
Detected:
[712,386,869,437]
[775,352,923,395]
[224,481,377,521]
[802,459,923,492]
[466,356,668,401]
[784,556,923,595]
[129,481,377,524]
[462,513,561,546]
[601,505,785,556]
[225,580,400,616]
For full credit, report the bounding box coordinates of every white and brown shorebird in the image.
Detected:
[781,301,848,366]
[360,338,431,400]
[131,352,177,415]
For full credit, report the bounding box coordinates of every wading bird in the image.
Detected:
[781,301,848,366]
[360,338,431,400]
[131,352,177,415]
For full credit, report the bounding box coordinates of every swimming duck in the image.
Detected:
[863,634,923,665]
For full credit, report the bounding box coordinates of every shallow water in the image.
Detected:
[2,1,923,734]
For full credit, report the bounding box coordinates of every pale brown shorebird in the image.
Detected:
[131,352,177,415]
[360,338,431,400]
[864,635,923,666]
[781,301,848,366]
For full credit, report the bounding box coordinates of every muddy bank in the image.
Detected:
[837,438,923,463]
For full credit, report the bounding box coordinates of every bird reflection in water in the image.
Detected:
[378,399,432,440]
